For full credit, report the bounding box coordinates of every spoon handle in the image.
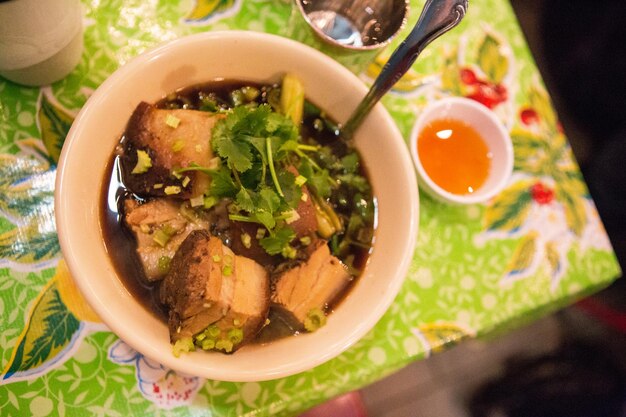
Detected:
[342,0,469,138]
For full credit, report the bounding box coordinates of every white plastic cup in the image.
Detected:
[0,0,84,86]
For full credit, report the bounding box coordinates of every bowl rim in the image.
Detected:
[55,30,419,381]
[409,96,514,205]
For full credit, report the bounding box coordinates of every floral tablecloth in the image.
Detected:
[0,0,621,416]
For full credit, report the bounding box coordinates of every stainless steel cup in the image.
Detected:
[287,0,409,73]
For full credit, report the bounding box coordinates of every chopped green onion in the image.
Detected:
[189,195,204,207]
[281,245,297,259]
[299,236,311,246]
[284,209,300,224]
[153,228,172,247]
[222,264,233,276]
[158,256,171,273]
[212,254,221,263]
[153,183,163,189]
[227,328,244,345]
[201,339,215,351]
[304,308,327,332]
[241,86,260,101]
[207,325,220,338]
[165,114,181,128]
[139,224,150,234]
[301,193,309,202]
[182,176,191,187]
[256,228,266,240]
[131,150,152,174]
[233,318,241,327]
[295,175,307,187]
[172,140,185,152]
[230,89,245,107]
[164,186,181,195]
[215,339,234,353]
[241,233,252,249]
[172,338,194,357]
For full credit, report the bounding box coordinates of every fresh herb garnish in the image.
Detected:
[202,104,307,256]
[176,81,374,262]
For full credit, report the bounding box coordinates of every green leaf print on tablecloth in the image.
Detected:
[2,279,81,380]
[37,89,76,165]
[184,0,241,24]
[1,260,102,384]
[478,82,613,289]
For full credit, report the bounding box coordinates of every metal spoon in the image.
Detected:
[341,0,469,138]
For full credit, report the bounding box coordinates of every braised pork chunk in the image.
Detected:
[120,102,221,198]
[124,199,209,281]
[271,242,351,329]
[161,231,270,352]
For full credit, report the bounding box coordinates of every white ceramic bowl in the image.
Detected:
[410,97,513,205]
[55,31,419,382]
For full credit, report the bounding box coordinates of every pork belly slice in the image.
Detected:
[161,230,270,352]
[271,241,352,330]
[124,199,209,281]
[160,231,232,340]
[120,102,221,198]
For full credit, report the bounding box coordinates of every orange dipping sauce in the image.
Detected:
[417,118,491,195]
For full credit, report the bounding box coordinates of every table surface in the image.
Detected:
[0,0,621,416]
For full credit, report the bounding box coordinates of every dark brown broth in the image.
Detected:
[100,80,376,339]
[101,156,168,320]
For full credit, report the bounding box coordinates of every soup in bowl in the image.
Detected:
[55,31,418,381]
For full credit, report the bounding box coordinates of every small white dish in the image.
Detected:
[409,96,514,205]
[55,31,419,382]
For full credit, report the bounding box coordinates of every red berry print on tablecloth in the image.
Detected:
[460,67,478,85]
[530,182,555,205]
[520,108,540,126]
[460,68,508,109]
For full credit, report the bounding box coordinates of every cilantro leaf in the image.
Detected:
[309,168,333,199]
[253,210,276,230]
[259,187,281,213]
[238,103,272,134]
[208,166,237,198]
[297,157,333,199]
[338,173,370,192]
[259,226,296,255]
[247,136,268,163]
[213,136,253,172]
[240,161,264,189]
[340,153,360,173]
[265,112,285,133]
[235,188,256,212]
[277,170,303,208]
